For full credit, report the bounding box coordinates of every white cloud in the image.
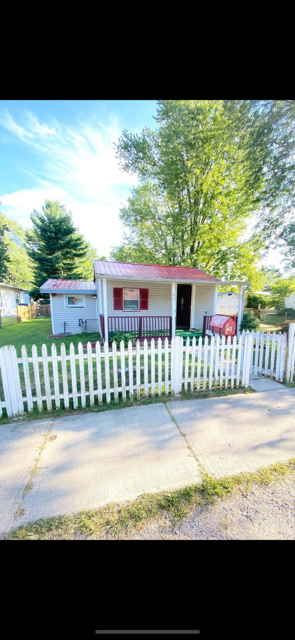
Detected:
[0,108,138,258]
[0,109,34,143]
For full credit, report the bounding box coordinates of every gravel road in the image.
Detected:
[117,473,295,540]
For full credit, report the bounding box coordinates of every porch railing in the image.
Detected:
[100,315,172,341]
[202,315,213,337]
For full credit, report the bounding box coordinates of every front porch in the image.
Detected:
[100,314,172,342]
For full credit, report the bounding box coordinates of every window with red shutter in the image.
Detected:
[113,288,123,310]
[140,288,149,310]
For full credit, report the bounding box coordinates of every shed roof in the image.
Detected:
[94,260,221,282]
[40,279,96,293]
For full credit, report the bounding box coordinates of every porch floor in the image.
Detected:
[175,329,203,343]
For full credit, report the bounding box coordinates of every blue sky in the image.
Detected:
[0,100,158,258]
[0,99,283,270]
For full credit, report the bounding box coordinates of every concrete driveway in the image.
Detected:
[1,380,295,536]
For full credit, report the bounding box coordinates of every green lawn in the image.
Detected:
[259,314,287,332]
[0,318,102,357]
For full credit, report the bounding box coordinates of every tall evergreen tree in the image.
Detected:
[26,199,89,297]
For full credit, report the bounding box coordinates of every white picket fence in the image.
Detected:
[1,327,293,419]
[286,323,295,384]
[0,334,256,418]
[245,329,287,381]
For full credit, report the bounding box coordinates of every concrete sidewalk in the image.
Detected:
[1,379,295,536]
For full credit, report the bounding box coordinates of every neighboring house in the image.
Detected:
[40,260,249,340]
[0,283,30,327]
[217,291,240,316]
[285,293,295,310]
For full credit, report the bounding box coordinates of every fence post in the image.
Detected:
[243,333,253,388]
[286,323,295,383]
[171,336,182,394]
[0,345,24,417]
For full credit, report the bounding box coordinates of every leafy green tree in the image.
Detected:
[26,200,90,298]
[268,278,295,311]
[112,100,266,286]
[244,101,295,270]
[0,207,34,287]
[0,206,10,281]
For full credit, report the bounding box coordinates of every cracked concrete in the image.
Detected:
[0,379,294,536]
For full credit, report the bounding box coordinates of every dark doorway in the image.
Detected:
[176,284,191,329]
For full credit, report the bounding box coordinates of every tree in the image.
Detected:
[111,100,266,286]
[0,206,10,281]
[268,278,295,312]
[244,101,295,271]
[0,206,34,287]
[26,200,90,298]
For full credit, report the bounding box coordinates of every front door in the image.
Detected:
[176,284,191,329]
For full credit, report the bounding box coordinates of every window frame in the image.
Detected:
[64,294,86,308]
[123,287,140,312]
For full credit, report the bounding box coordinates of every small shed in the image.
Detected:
[217,291,239,316]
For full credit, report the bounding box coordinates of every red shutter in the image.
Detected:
[113,288,123,310]
[140,288,149,310]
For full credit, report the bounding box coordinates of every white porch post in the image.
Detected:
[213,285,218,316]
[49,293,55,335]
[97,278,102,334]
[190,284,196,329]
[171,282,176,338]
[103,278,108,343]
[237,285,243,338]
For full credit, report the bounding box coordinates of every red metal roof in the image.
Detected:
[40,279,96,292]
[94,260,220,282]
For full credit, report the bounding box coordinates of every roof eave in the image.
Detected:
[40,289,96,294]
[94,274,220,284]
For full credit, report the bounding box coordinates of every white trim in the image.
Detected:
[237,285,244,338]
[103,278,108,343]
[49,294,55,335]
[171,282,176,338]
[190,284,196,330]
[213,285,218,315]
[97,278,102,334]
[64,294,85,308]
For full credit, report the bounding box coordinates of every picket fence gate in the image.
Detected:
[0,327,293,419]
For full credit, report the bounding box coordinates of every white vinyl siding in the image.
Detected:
[0,287,18,317]
[104,279,172,317]
[97,278,216,330]
[50,294,98,335]
[192,284,216,329]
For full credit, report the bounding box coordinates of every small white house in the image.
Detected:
[285,292,295,310]
[40,261,249,339]
[0,283,30,327]
[217,291,240,316]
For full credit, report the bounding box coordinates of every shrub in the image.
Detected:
[111,330,136,348]
[240,310,260,332]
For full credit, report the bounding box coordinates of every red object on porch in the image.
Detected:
[209,314,237,337]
